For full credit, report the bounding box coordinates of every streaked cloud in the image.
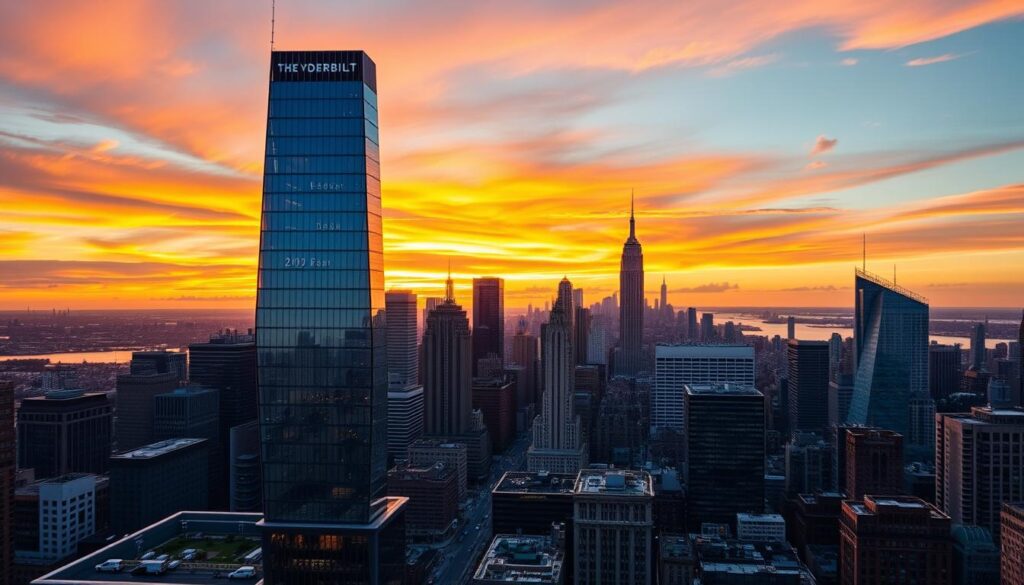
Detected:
[906,53,961,66]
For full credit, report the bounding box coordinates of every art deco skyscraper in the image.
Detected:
[422,272,474,437]
[848,268,930,457]
[528,277,587,473]
[618,195,645,376]
[472,277,504,376]
[255,50,406,585]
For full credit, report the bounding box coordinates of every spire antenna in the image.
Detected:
[270,0,276,52]
[860,232,868,270]
[628,189,636,239]
[444,258,454,302]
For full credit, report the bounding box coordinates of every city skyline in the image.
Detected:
[1,2,1024,309]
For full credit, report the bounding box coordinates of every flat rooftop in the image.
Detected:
[473,534,564,584]
[655,344,754,358]
[493,471,576,495]
[574,469,652,497]
[684,383,762,397]
[738,513,785,523]
[111,438,206,460]
[32,511,263,585]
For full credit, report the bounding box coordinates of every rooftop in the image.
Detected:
[737,513,785,523]
[574,469,653,497]
[660,534,693,561]
[655,344,754,358]
[473,534,564,584]
[855,267,928,305]
[684,383,762,397]
[111,438,206,460]
[493,471,576,495]
[32,511,263,585]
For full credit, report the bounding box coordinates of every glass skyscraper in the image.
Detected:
[848,268,930,454]
[255,50,405,585]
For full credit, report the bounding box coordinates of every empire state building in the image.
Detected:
[617,195,644,376]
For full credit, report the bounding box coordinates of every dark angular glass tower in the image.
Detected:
[617,195,644,377]
[255,50,405,585]
[848,268,929,455]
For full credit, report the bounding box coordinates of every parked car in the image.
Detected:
[140,551,156,560]
[94,559,123,573]
[156,554,170,562]
[167,560,181,570]
[228,566,257,579]
[181,548,198,561]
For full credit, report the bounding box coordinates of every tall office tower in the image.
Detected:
[114,371,177,452]
[109,438,209,535]
[387,384,424,461]
[573,469,653,585]
[652,344,755,434]
[828,332,843,381]
[617,196,645,377]
[472,378,516,452]
[228,420,261,512]
[686,308,698,341]
[586,315,609,366]
[845,428,903,499]
[17,389,112,479]
[1019,310,1024,403]
[970,321,987,371]
[255,51,406,584]
[828,373,855,428]
[935,406,1024,539]
[1003,502,1024,585]
[153,387,220,442]
[528,279,587,474]
[423,296,442,336]
[660,276,668,310]
[848,269,929,456]
[130,350,187,383]
[423,273,474,437]
[839,495,952,585]
[153,386,222,507]
[700,313,714,342]
[787,340,830,437]
[511,319,540,406]
[784,432,833,496]
[573,306,591,366]
[472,277,505,376]
[1,381,13,585]
[188,330,256,510]
[787,316,796,340]
[573,287,584,310]
[384,289,418,386]
[929,343,963,401]
[685,383,765,529]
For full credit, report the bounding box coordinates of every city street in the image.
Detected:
[429,431,531,584]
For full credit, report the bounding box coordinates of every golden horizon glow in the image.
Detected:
[1,1,1023,310]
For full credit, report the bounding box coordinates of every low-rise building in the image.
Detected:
[407,439,468,501]
[387,462,458,541]
[472,529,565,585]
[736,513,786,542]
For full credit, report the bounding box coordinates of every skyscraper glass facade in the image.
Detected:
[848,268,929,446]
[256,50,386,526]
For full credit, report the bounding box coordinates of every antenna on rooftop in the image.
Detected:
[862,233,866,271]
[270,0,276,52]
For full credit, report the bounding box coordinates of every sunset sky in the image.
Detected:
[1,1,1022,310]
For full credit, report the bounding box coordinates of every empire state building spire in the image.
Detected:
[618,191,645,377]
